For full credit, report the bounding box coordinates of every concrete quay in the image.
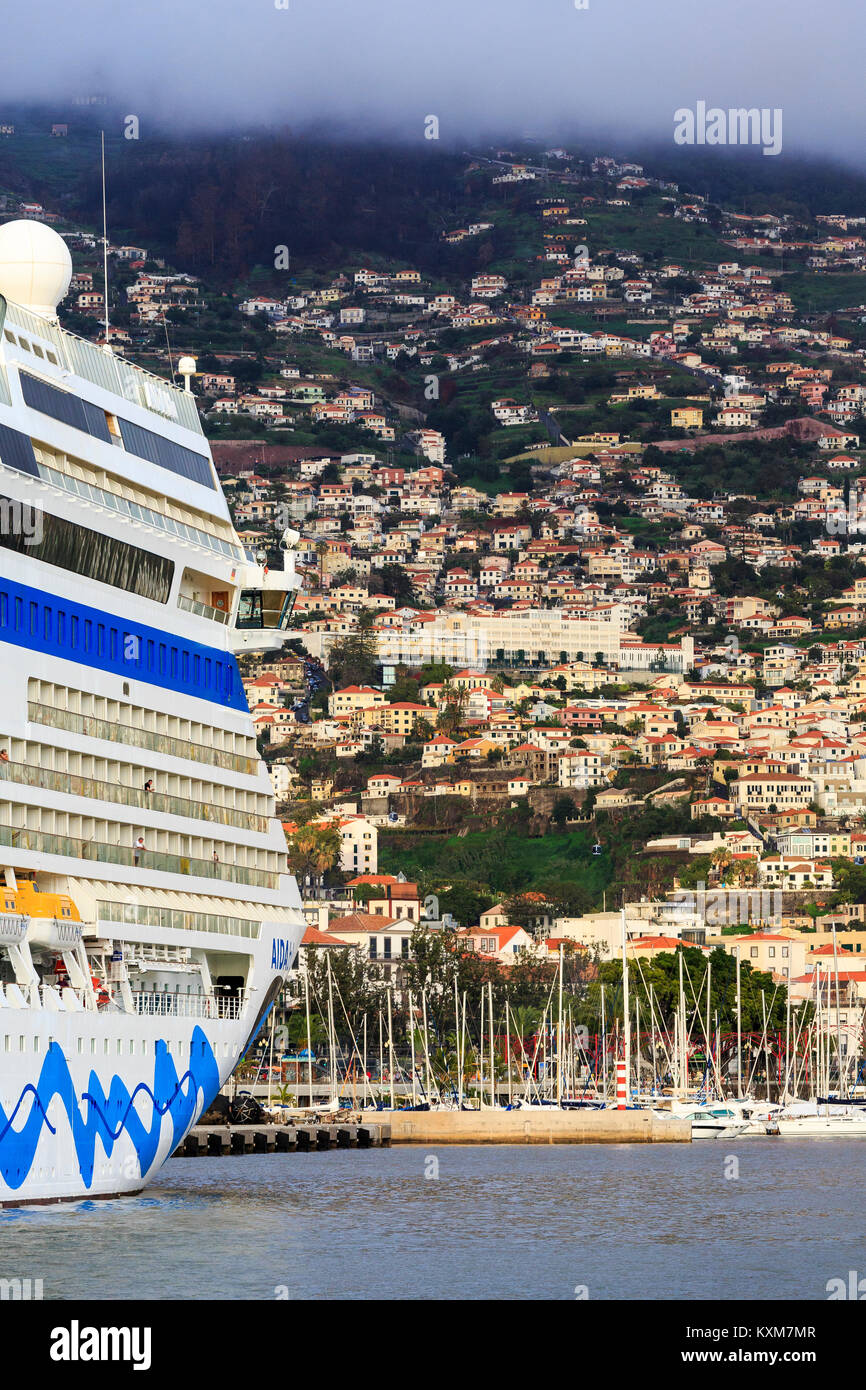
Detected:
[376,1108,689,1144]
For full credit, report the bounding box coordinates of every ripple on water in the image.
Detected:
[0,1142,863,1299]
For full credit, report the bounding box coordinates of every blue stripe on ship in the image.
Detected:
[0,574,247,710]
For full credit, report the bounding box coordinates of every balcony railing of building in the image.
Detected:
[28,701,258,776]
[178,593,230,625]
[0,755,267,832]
[0,823,278,889]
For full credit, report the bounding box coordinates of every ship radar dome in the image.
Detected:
[0,219,73,322]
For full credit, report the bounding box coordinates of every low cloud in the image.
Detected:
[3,0,863,163]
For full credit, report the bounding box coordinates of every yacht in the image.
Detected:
[655,1100,751,1140]
[0,219,306,1206]
[776,1103,866,1137]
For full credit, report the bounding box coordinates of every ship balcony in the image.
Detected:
[130,990,243,1021]
[0,755,268,832]
[177,567,233,625]
[0,824,281,890]
[178,593,230,625]
[28,700,259,776]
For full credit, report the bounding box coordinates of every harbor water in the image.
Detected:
[2,1142,863,1301]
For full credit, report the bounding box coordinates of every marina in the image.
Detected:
[234,915,866,1145]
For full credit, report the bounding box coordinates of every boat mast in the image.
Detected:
[479,986,485,1108]
[601,984,607,1104]
[453,978,460,1108]
[488,978,495,1109]
[677,948,685,1098]
[304,965,313,1107]
[621,909,630,1105]
[767,989,772,1106]
[363,1014,369,1106]
[409,989,417,1106]
[326,952,337,1105]
[814,964,822,1100]
[387,984,395,1112]
[706,959,712,1099]
[735,944,742,1100]
[784,981,791,1104]
[831,921,846,1099]
[649,982,656,1096]
[422,988,433,1102]
[557,943,564,1107]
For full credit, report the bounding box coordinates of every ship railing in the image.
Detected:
[28,457,243,564]
[97,900,262,939]
[0,824,279,889]
[28,700,258,776]
[131,992,243,1020]
[178,593,230,625]
[5,299,204,435]
[0,755,267,832]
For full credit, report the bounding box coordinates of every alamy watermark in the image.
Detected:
[0,498,42,545]
[826,494,866,536]
[827,1270,866,1300]
[674,103,783,157]
[0,1275,43,1300]
[671,879,782,928]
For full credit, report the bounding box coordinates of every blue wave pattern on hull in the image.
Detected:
[0,1026,220,1191]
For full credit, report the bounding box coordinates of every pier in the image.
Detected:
[174,1120,391,1156]
[174,1109,687,1154]
[382,1108,689,1144]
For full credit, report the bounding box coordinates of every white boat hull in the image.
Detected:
[776,1115,866,1138]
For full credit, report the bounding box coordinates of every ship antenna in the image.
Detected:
[162,308,176,382]
[101,130,112,352]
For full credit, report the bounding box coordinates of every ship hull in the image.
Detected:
[0,247,308,1208]
[0,936,299,1206]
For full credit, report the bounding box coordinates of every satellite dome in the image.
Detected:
[0,219,73,321]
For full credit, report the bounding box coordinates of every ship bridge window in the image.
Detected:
[236,587,295,631]
[237,589,263,629]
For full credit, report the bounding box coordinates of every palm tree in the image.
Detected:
[287,821,342,894]
[315,539,328,586]
[710,847,732,881]
[511,1004,543,1040]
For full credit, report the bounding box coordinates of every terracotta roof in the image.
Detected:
[302,926,349,946]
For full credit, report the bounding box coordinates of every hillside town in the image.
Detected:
[6,139,866,1034]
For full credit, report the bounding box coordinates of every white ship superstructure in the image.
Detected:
[0,220,305,1205]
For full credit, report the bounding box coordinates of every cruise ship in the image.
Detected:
[0,219,306,1206]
